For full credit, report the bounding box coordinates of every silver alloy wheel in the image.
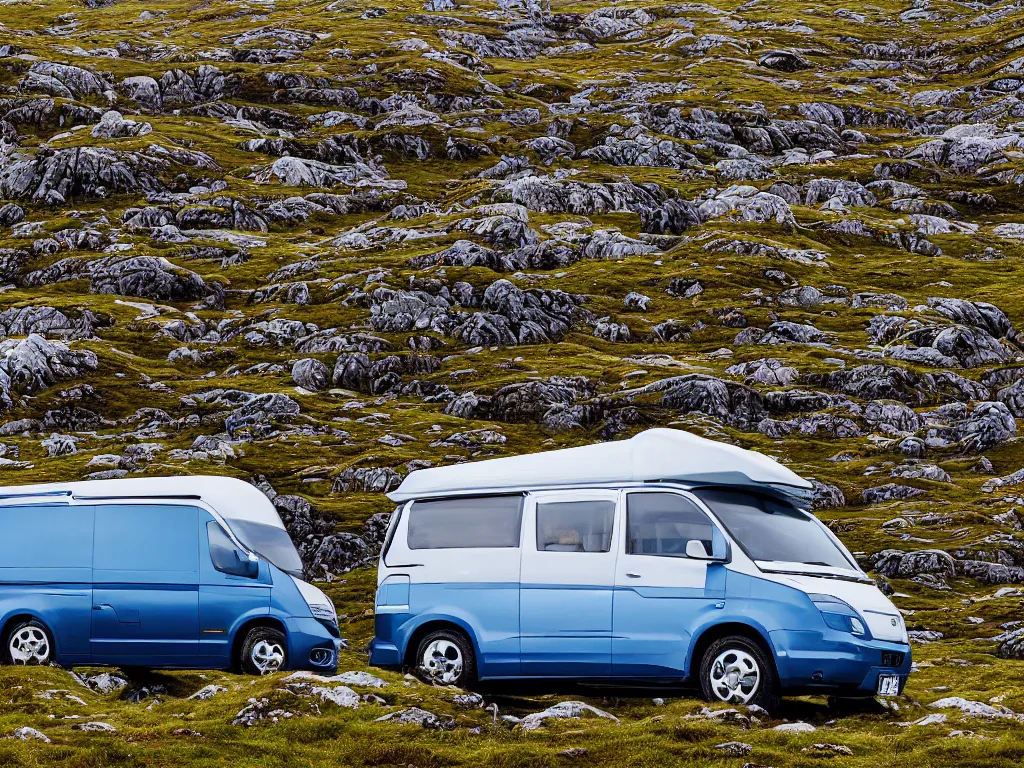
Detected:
[708,648,760,704]
[420,638,463,684]
[9,626,50,665]
[250,639,285,674]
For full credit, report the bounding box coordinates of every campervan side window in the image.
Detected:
[407,495,523,549]
[536,500,615,553]
[627,492,714,557]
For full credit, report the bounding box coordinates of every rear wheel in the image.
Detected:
[240,627,287,675]
[4,619,54,666]
[699,635,780,713]
[414,629,476,688]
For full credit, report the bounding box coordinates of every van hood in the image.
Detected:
[762,569,909,643]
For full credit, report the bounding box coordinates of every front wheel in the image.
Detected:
[4,619,54,665]
[240,627,288,675]
[414,629,476,688]
[699,635,780,713]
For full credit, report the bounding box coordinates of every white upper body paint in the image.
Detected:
[388,428,813,503]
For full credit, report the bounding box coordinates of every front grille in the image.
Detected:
[882,651,904,668]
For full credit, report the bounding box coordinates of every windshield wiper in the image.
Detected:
[800,561,834,567]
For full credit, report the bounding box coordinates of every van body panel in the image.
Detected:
[199,584,272,663]
[0,586,92,663]
[612,564,728,677]
[90,505,201,662]
[520,490,619,676]
[383,496,522,677]
[91,585,200,662]
[198,511,273,663]
[0,503,94,663]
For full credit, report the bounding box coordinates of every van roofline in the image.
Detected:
[388,478,815,506]
[0,476,285,529]
[387,428,814,504]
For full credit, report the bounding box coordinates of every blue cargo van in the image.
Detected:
[371,429,912,710]
[0,477,339,674]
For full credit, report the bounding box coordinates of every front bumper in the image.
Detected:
[285,616,342,673]
[770,628,912,695]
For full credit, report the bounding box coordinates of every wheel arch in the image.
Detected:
[401,617,479,669]
[1,612,59,661]
[688,620,779,681]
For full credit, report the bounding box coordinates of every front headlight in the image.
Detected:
[309,602,337,623]
[811,593,868,638]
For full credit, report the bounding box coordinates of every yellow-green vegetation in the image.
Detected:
[1,0,1024,763]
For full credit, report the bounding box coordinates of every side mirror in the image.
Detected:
[234,549,259,578]
[686,540,712,559]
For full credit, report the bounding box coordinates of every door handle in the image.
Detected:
[625,573,642,578]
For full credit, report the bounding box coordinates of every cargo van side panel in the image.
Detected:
[0,504,94,664]
[198,513,272,666]
[91,505,200,664]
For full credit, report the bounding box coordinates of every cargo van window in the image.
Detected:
[626,492,714,557]
[408,495,523,549]
[207,522,257,578]
[536,500,615,553]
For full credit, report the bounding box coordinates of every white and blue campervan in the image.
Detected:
[370,428,911,709]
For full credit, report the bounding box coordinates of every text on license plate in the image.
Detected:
[877,675,901,696]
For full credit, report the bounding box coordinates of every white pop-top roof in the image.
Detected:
[389,427,813,502]
[0,475,285,528]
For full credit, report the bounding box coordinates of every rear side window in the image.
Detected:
[407,496,523,549]
[536,500,615,553]
[627,492,714,557]
[94,504,199,576]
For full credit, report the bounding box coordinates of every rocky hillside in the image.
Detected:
[3,0,1024,763]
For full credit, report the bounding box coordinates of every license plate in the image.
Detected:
[877,674,901,696]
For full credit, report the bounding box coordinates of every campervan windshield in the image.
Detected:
[228,519,305,578]
[696,488,854,569]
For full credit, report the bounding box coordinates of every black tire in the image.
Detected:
[698,635,780,713]
[239,627,288,676]
[413,629,476,688]
[3,619,54,666]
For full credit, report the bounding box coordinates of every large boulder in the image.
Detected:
[868,549,957,579]
[0,334,98,410]
[0,147,168,202]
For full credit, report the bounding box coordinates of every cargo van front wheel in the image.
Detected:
[240,627,287,675]
[699,635,780,712]
[414,629,476,688]
[4,619,53,666]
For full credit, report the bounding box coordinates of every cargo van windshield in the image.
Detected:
[227,519,305,579]
[695,488,854,570]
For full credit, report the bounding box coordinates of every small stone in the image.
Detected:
[715,741,753,757]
